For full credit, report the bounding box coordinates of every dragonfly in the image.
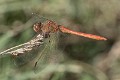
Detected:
[33,18,107,41]
[0,16,107,67]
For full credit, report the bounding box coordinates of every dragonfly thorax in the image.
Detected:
[38,20,59,34]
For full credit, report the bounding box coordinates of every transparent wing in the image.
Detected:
[34,33,65,72]
[31,13,49,24]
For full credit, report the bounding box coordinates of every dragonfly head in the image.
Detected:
[33,22,42,33]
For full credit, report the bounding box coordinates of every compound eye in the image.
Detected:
[33,22,42,33]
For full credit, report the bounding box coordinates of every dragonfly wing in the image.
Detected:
[13,48,40,66]
[30,13,49,25]
[34,33,65,72]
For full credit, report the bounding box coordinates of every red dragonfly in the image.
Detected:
[0,16,107,66]
[33,18,107,41]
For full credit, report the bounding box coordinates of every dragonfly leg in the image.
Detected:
[43,32,50,38]
[44,32,51,42]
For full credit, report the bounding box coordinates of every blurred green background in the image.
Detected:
[0,0,119,80]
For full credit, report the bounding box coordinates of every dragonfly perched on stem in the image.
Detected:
[0,16,107,67]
